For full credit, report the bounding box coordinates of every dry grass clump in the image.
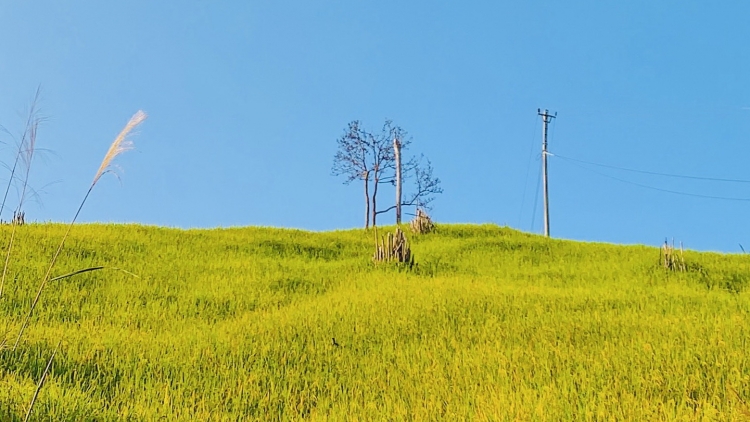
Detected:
[11,211,25,226]
[373,227,414,267]
[410,208,434,234]
[661,238,686,272]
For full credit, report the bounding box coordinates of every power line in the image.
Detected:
[530,160,542,231]
[557,158,750,202]
[551,153,750,183]
[518,114,539,228]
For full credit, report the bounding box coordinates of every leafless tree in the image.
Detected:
[332,121,371,228]
[331,120,395,228]
[369,120,409,227]
[333,119,441,228]
[376,154,442,218]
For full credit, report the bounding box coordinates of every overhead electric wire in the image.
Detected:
[551,153,750,184]
[518,115,539,228]
[530,161,542,231]
[556,156,750,202]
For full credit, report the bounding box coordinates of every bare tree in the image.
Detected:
[332,121,371,228]
[333,119,441,228]
[332,120,395,228]
[406,157,443,210]
[376,155,442,218]
[369,120,407,227]
[375,123,440,221]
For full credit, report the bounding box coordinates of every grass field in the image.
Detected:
[0,223,749,421]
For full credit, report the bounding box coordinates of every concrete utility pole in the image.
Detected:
[538,109,556,238]
[394,136,403,225]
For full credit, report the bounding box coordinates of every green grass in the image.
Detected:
[1,223,750,421]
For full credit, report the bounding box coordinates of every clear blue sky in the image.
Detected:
[1,1,748,252]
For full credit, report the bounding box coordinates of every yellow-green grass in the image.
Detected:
[1,223,749,421]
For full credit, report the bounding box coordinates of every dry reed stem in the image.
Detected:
[13,110,146,350]
[729,386,750,420]
[0,90,41,299]
[0,86,40,221]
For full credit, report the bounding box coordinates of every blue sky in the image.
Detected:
[0,1,748,251]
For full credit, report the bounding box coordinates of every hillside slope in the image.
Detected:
[1,224,749,421]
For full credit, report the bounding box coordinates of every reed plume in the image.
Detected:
[13,110,147,350]
[92,110,143,186]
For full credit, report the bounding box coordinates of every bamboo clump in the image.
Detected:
[373,227,414,267]
[661,238,686,271]
[410,209,434,234]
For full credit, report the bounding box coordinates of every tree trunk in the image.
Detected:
[372,166,379,227]
[394,137,402,225]
[363,170,370,229]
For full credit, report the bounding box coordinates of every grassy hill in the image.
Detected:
[1,223,749,421]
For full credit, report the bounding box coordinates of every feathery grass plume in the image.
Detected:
[0,88,42,299]
[13,110,147,350]
[92,110,143,186]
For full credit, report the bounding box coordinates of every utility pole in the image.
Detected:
[394,136,402,225]
[538,109,556,238]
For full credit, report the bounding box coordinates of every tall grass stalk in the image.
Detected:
[0,89,42,299]
[22,340,60,422]
[0,87,40,221]
[12,110,146,350]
